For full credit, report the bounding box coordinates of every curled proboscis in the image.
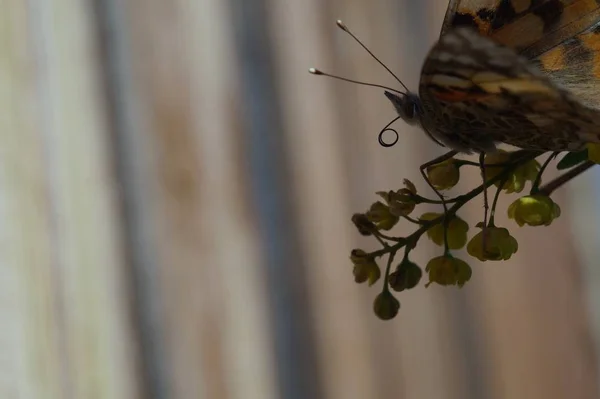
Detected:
[378,116,401,147]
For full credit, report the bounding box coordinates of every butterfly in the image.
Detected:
[382,0,600,153]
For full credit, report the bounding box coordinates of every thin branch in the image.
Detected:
[368,153,594,260]
[454,160,481,167]
[412,150,540,204]
[383,250,397,292]
[369,151,538,258]
[419,150,457,253]
[531,152,558,193]
[488,175,508,226]
[373,231,404,242]
[402,214,424,225]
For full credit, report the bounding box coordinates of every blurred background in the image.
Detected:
[3,0,600,398]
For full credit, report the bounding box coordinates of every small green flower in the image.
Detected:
[350,249,380,285]
[467,225,518,261]
[426,158,460,190]
[377,179,418,217]
[366,201,399,230]
[388,258,422,292]
[373,291,400,320]
[425,254,472,288]
[351,213,377,236]
[507,195,561,227]
[485,151,540,193]
[587,143,600,164]
[403,179,417,194]
[420,212,469,250]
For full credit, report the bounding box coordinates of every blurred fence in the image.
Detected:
[1,0,598,398]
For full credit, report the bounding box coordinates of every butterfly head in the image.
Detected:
[384,91,421,126]
[309,20,439,148]
[385,90,447,148]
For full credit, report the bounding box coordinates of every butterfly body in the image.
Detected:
[387,0,600,153]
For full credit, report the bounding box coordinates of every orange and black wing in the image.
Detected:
[441,0,600,109]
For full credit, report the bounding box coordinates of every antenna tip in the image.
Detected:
[336,20,348,31]
[308,67,323,75]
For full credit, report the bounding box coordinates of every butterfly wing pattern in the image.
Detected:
[417,0,600,152]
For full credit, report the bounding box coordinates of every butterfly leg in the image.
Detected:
[479,152,489,256]
[420,150,458,251]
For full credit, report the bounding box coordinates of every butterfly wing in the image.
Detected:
[419,28,600,152]
[535,23,600,109]
[441,0,600,109]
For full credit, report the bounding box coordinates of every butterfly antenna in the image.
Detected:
[335,20,410,93]
[308,68,405,95]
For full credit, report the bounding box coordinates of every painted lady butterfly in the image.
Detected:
[317,0,600,154]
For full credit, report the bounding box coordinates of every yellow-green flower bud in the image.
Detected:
[351,213,376,236]
[353,264,369,284]
[507,195,561,227]
[377,191,415,217]
[403,179,416,193]
[420,212,469,249]
[388,258,422,292]
[426,158,460,190]
[373,291,400,320]
[467,225,518,261]
[587,143,600,164]
[366,201,399,230]
[485,151,540,193]
[350,249,370,264]
[353,264,380,285]
[586,143,600,163]
[350,249,380,285]
[425,254,472,287]
[388,197,416,217]
[376,179,418,217]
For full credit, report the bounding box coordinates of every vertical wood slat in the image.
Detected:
[91,0,175,396]
[112,0,280,397]
[189,1,280,398]
[265,0,379,397]
[571,168,600,389]
[274,1,450,398]
[1,2,64,398]
[226,0,324,398]
[0,0,140,398]
[266,0,470,398]
[27,0,140,396]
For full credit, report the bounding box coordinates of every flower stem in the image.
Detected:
[368,151,539,259]
[531,152,558,193]
[383,251,397,292]
[402,215,424,225]
[488,175,507,227]
[419,151,457,253]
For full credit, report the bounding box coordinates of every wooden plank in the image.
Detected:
[264,0,379,397]
[266,0,470,398]
[0,0,141,397]
[112,0,280,397]
[0,2,65,397]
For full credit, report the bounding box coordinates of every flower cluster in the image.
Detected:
[349,149,588,320]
